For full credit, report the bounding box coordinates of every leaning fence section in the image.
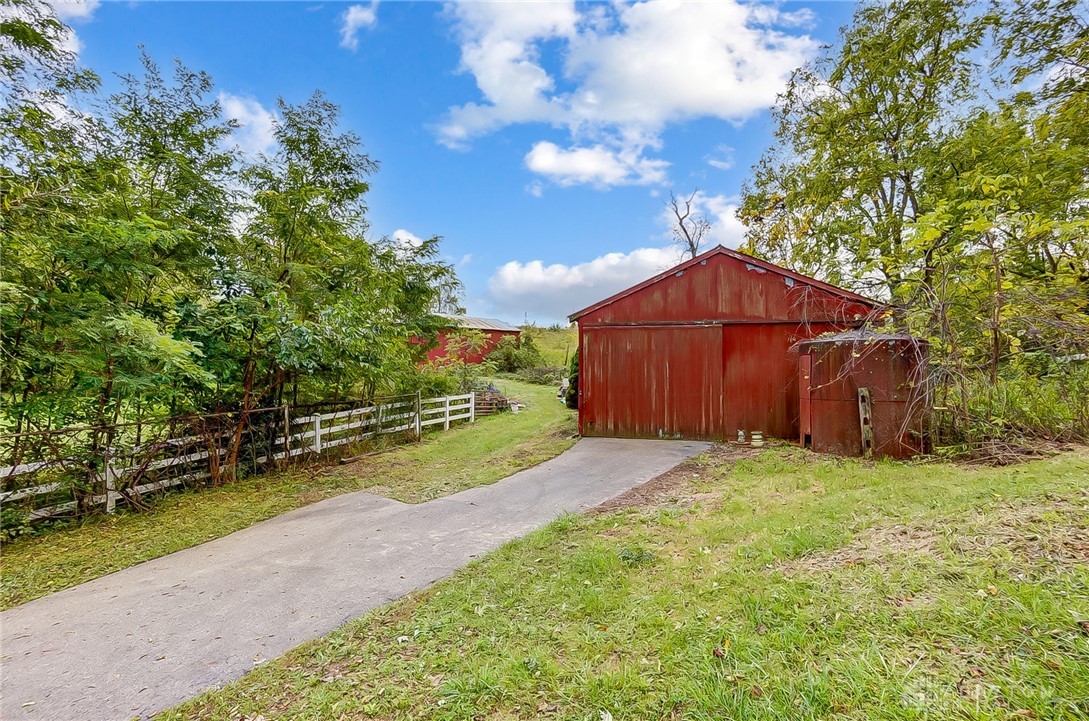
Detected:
[1,393,475,525]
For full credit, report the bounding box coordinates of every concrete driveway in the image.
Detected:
[0,437,708,720]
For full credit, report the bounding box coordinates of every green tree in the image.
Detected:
[740,0,988,303]
[2,48,232,445]
[214,92,459,421]
[1,4,468,515]
[739,0,1088,445]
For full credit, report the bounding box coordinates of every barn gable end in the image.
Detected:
[571,246,875,325]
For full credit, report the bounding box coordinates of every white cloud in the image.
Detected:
[701,195,747,248]
[437,1,578,149]
[488,193,748,319]
[439,0,817,188]
[524,141,668,187]
[24,87,90,133]
[488,246,683,321]
[48,0,99,21]
[340,2,379,51]
[392,228,424,249]
[562,2,814,129]
[749,4,817,29]
[705,145,735,171]
[218,92,277,157]
[56,24,82,56]
[458,253,472,267]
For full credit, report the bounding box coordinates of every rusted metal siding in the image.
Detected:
[799,335,928,459]
[578,319,849,441]
[721,322,842,440]
[722,324,794,438]
[579,325,724,440]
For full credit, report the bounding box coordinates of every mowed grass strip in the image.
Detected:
[1,379,575,610]
[160,446,1089,721]
[340,379,575,504]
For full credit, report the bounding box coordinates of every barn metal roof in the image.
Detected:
[437,314,522,332]
[568,245,884,321]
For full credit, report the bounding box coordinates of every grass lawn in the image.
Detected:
[160,445,1088,720]
[0,379,575,610]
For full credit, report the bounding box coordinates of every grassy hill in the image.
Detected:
[520,324,578,368]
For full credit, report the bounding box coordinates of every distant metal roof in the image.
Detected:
[437,314,522,333]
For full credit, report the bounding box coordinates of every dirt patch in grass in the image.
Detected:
[783,491,1089,575]
[953,492,1089,564]
[591,443,759,515]
[781,524,943,573]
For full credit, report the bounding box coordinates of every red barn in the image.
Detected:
[568,246,881,441]
[424,314,522,365]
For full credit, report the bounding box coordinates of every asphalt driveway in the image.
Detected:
[0,437,708,720]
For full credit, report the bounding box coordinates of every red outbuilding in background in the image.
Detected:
[569,246,882,442]
[423,314,522,365]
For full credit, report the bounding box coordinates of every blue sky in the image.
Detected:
[57,0,855,324]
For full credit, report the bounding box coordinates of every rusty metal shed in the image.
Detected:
[798,330,929,459]
[568,246,882,441]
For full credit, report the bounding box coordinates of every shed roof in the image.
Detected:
[568,245,883,322]
[437,314,522,333]
[801,328,920,344]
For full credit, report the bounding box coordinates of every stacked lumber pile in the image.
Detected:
[474,389,509,417]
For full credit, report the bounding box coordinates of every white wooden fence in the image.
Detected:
[1,393,475,521]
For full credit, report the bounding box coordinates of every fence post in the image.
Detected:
[377,401,384,436]
[312,414,322,454]
[443,395,451,430]
[415,391,422,441]
[858,387,874,459]
[470,392,476,424]
[282,404,292,459]
[104,460,118,514]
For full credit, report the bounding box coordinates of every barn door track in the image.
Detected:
[0,437,708,721]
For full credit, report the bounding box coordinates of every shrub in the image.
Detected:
[1,506,33,542]
[407,332,496,396]
[514,365,565,385]
[955,363,1089,443]
[565,350,579,409]
[410,364,463,397]
[487,335,546,372]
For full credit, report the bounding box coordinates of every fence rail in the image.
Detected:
[1,393,475,524]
